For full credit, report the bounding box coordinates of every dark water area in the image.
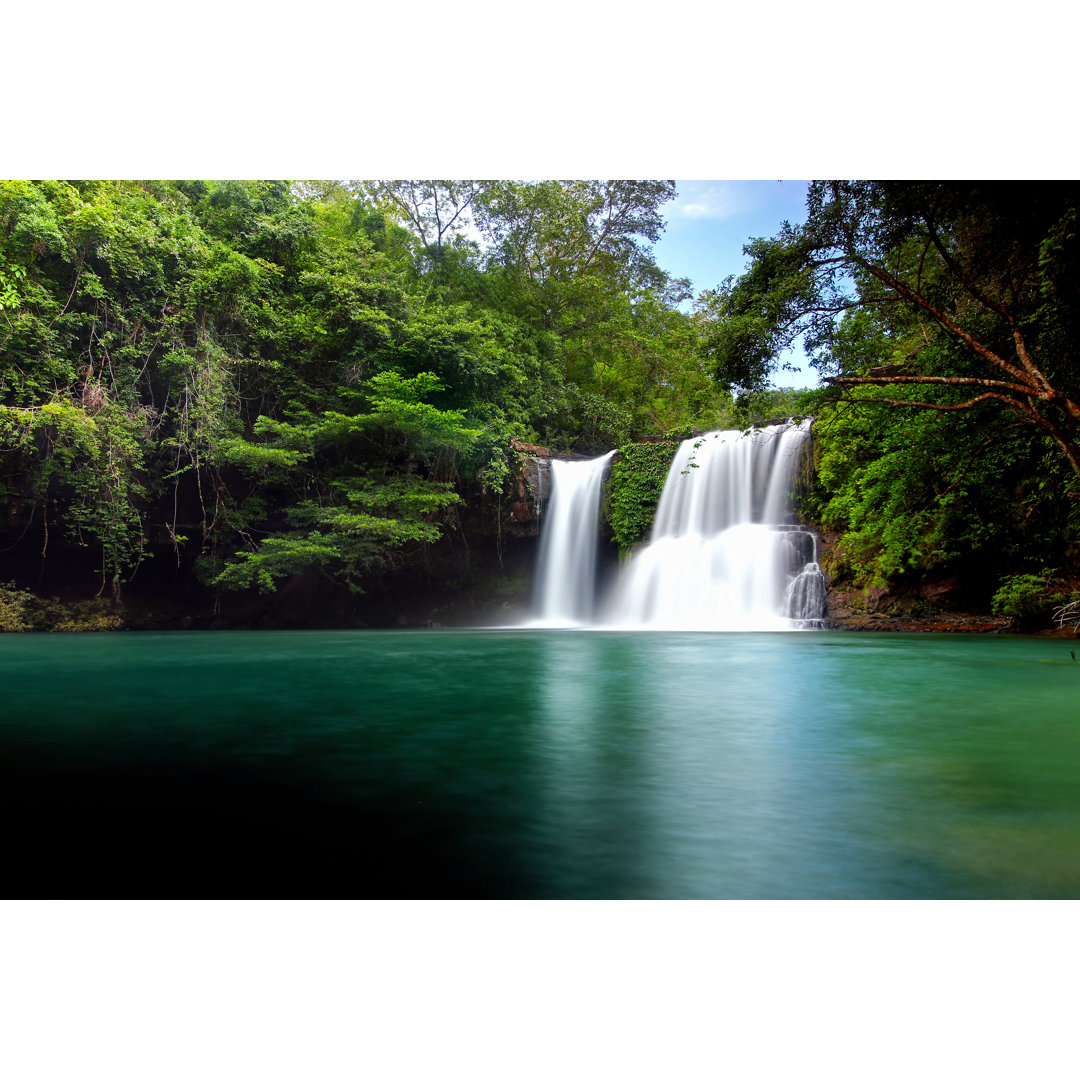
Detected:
[1,629,1078,898]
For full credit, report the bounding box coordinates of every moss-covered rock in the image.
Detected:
[605,440,678,553]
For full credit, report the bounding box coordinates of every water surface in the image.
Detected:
[1,630,1077,897]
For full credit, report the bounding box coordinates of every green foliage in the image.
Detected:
[0,397,148,595]
[363,370,481,453]
[696,229,819,395]
[990,572,1062,626]
[0,582,32,632]
[810,381,1080,591]
[211,366,477,592]
[213,473,462,594]
[718,385,815,429]
[606,440,679,552]
[0,582,123,631]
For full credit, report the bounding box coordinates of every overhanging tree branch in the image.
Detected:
[854,258,1034,385]
[829,374,1042,396]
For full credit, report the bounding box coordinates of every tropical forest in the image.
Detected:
[1,179,1078,632]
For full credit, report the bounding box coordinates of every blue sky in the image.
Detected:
[653,181,816,389]
[654,180,810,297]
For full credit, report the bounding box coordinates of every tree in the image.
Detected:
[353,180,710,451]
[469,180,709,446]
[474,180,682,327]
[212,371,480,594]
[364,181,489,260]
[701,181,1080,483]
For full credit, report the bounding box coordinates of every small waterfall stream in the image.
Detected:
[530,421,827,630]
[531,451,616,626]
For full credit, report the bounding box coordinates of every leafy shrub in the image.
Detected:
[0,584,124,632]
[990,572,1061,626]
[0,582,32,632]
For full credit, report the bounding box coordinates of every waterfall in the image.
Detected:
[532,451,616,626]
[606,420,828,630]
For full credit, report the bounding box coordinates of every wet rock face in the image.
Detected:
[506,438,549,528]
[508,439,607,529]
[511,455,550,524]
[507,438,625,529]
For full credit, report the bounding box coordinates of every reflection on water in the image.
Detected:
[528,633,949,897]
[0,630,1077,897]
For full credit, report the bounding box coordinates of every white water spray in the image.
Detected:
[531,451,616,626]
[607,420,827,630]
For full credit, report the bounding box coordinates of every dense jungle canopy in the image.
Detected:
[1,179,1077,627]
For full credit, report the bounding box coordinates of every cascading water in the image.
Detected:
[531,451,616,626]
[606,419,828,630]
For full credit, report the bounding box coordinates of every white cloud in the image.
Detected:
[669,181,764,223]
